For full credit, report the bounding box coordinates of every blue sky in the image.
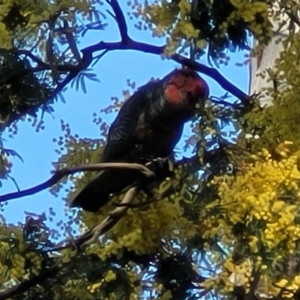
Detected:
[1,2,249,226]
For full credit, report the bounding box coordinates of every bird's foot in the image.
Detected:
[145,157,174,179]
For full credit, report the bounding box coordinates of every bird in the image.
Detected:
[70,68,209,212]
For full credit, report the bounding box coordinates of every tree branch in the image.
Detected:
[62,186,137,249]
[83,0,249,101]
[0,262,61,300]
[106,0,128,42]
[0,162,154,203]
[18,49,49,67]
[81,41,249,103]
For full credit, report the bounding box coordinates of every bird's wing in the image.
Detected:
[101,84,155,161]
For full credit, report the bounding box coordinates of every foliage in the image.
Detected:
[242,31,300,153]
[0,48,51,123]
[138,0,272,63]
[1,0,300,300]
[0,0,104,129]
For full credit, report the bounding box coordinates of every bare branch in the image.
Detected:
[0,162,154,203]
[0,262,61,300]
[172,54,249,101]
[106,0,129,42]
[81,1,249,102]
[18,50,48,67]
[76,186,137,248]
[80,39,249,102]
[51,187,138,252]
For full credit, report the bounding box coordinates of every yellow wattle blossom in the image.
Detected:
[88,281,102,294]
[104,270,116,282]
[199,148,300,298]
[178,0,191,16]
[248,235,259,253]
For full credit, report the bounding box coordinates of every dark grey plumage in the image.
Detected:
[70,69,209,212]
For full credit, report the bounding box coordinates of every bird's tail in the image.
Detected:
[70,169,141,212]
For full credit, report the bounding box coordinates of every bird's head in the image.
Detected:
[163,68,209,112]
